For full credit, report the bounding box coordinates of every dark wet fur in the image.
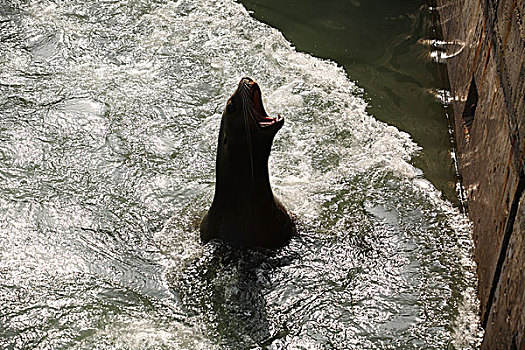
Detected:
[200,78,295,249]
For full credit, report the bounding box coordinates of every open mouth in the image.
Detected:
[241,78,282,128]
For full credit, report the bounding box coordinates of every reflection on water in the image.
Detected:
[240,0,460,203]
[0,0,481,349]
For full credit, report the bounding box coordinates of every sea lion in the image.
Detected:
[200,77,295,249]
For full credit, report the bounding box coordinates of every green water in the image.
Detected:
[0,0,481,349]
[240,0,458,203]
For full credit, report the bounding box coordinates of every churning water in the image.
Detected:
[0,0,482,348]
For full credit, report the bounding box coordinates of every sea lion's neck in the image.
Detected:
[215,155,273,202]
[213,130,275,207]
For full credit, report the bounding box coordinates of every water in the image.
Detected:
[240,0,459,203]
[0,0,481,349]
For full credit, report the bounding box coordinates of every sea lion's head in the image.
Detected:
[220,77,284,146]
[215,77,282,192]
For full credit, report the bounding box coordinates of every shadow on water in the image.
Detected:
[239,0,459,205]
[168,242,296,347]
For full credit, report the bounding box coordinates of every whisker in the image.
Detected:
[240,87,255,190]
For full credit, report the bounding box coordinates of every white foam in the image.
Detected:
[0,0,481,347]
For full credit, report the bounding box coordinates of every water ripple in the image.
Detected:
[0,0,482,349]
